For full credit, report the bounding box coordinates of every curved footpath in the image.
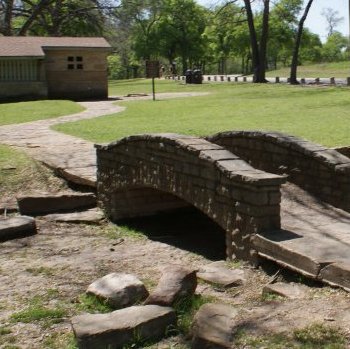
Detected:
[0,92,207,187]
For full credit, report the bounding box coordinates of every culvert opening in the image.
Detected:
[117,207,226,261]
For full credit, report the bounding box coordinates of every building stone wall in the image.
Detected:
[0,81,47,100]
[44,49,109,99]
[208,131,350,212]
[96,134,285,261]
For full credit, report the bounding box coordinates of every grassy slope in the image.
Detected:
[266,61,350,78]
[0,100,84,126]
[0,145,66,199]
[54,80,350,147]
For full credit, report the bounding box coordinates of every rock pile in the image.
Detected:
[70,262,251,349]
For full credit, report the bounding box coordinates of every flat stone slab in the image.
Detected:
[319,263,350,291]
[197,261,246,288]
[17,192,96,215]
[71,305,176,349]
[144,265,197,306]
[43,208,104,224]
[263,282,309,299]
[192,303,238,349]
[0,216,37,242]
[86,273,149,308]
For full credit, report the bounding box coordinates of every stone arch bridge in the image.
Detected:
[96,132,350,290]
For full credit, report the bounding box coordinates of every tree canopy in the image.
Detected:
[0,0,347,79]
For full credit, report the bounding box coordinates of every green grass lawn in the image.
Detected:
[108,78,203,96]
[54,79,350,147]
[0,100,84,126]
[266,61,350,78]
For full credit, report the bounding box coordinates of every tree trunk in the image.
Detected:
[243,0,269,83]
[290,0,314,84]
[243,0,260,82]
[257,0,269,82]
[3,0,14,35]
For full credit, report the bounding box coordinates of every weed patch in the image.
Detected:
[173,294,216,336]
[74,294,114,314]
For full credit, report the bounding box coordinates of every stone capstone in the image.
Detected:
[263,282,309,299]
[71,305,176,349]
[144,265,197,306]
[17,192,96,215]
[192,303,238,349]
[86,273,149,308]
[0,216,37,242]
[197,261,246,288]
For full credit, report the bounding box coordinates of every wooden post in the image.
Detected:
[301,78,306,84]
[275,77,280,83]
[330,77,335,85]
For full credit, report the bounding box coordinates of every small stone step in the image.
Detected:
[71,305,176,349]
[17,192,96,215]
[144,265,197,306]
[0,216,37,242]
[197,261,246,288]
[86,273,149,308]
[43,208,104,224]
[263,282,309,299]
[192,303,238,349]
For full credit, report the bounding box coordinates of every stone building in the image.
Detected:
[0,36,111,100]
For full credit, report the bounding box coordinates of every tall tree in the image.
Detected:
[0,0,119,36]
[321,7,344,38]
[289,0,314,84]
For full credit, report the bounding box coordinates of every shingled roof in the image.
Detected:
[0,37,111,58]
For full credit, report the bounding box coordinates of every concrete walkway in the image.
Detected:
[0,92,207,187]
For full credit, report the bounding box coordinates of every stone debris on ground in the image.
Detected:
[86,273,149,308]
[262,282,309,299]
[192,303,238,349]
[197,260,246,288]
[17,192,96,215]
[43,208,104,224]
[0,216,37,242]
[144,265,197,306]
[71,304,176,349]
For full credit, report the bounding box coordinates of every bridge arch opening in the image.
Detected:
[111,187,227,260]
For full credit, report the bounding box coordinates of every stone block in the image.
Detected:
[144,265,197,306]
[72,305,176,349]
[197,261,246,288]
[17,192,96,215]
[44,208,104,224]
[87,273,149,308]
[192,303,238,349]
[319,263,350,291]
[0,216,37,242]
[263,282,309,299]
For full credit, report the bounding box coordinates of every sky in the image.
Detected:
[196,0,349,42]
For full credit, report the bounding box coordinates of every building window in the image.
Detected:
[0,59,38,81]
[67,56,84,70]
